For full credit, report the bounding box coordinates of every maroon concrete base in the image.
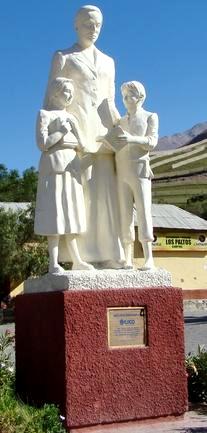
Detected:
[15,287,188,429]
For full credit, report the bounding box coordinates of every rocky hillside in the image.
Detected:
[157,121,207,150]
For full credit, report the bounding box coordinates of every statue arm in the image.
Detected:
[107,58,121,124]
[125,113,159,151]
[103,113,159,152]
[145,113,159,150]
[68,116,85,151]
[108,59,115,102]
[36,110,66,151]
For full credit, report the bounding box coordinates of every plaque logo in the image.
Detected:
[120,319,135,325]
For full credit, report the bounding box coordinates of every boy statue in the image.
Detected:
[104,81,159,270]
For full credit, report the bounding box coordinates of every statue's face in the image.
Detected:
[58,83,74,108]
[76,11,102,48]
[122,89,138,113]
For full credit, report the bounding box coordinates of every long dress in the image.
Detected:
[45,44,124,262]
[34,109,86,236]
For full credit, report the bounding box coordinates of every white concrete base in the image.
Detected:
[24,268,172,294]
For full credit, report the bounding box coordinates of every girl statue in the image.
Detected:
[34,77,94,273]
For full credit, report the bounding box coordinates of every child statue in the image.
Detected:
[103,81,158,270]
[34,77,94,273]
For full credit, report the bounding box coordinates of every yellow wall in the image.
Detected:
[134,229,207,289]
[10,281,24,297]
[133,252,207,289]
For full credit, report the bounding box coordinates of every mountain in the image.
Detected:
[157,121,207,150]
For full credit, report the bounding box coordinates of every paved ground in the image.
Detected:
[71,406,207,433]
[0,322,14,335]
[184,310,207,355]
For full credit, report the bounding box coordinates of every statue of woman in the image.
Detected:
[34,77,94,273]
[44,5,125,268]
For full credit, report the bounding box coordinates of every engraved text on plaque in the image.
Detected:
[107,307,147,349]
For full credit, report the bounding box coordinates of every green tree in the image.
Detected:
[186,194,207,220]
[0,164,8,179]
[21,167,38,201]
[0,205,48,301]
[0,164,38,202]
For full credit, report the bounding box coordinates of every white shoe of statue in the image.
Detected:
[72,261,95,271]
[139,259,156,272]
[103,260,125,269]
[49,264,66,274]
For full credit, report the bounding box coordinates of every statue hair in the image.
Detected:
[75,5,103,28]
[121,81,146,102]
[46,77,74,109]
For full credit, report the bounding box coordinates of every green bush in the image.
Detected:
[186,194,207,220]
[0,330,67,433]
[186,344,207,403]
[0,205,49,301]
[0,330,15,390]
[0,165,38,202]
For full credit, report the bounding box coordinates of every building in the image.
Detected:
[134,204,207,289]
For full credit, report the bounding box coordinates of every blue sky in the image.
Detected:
[1,0,207,173]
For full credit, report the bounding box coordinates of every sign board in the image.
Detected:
[152,232,207,251]
[107,307,147,349]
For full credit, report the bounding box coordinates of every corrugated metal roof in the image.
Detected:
[134,204,207,230]
[0,202,207,231]
[0,202,30,212]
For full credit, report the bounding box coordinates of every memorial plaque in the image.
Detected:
[107,307,147,349]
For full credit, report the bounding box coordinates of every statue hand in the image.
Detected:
[106,130,129,147]
[59,119,71,135]
[77,144,86,153]
[121,131,136,144]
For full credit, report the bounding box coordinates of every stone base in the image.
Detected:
[15,284,187,429]
[24,268,172,293]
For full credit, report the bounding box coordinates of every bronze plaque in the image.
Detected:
[107,307,147,349]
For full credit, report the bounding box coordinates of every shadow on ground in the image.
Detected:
[185,316,207,324]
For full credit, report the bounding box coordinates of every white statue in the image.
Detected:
[103,81,159,270]
[44,5,125,268]
[34,77,94,273]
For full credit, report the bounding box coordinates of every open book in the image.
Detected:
[48,117,62,135]
[97,98,120,129]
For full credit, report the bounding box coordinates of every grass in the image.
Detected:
[0,330,67,433]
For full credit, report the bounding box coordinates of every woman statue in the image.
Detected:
[43,5,125,268]
[34,77,94,273]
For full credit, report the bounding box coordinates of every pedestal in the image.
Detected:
[15,276,188,429]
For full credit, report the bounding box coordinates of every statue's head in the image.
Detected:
[47,77,75,109]
[121,81,146,112]
[75,5,103,48]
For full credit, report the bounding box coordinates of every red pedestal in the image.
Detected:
[15,287,188,429]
